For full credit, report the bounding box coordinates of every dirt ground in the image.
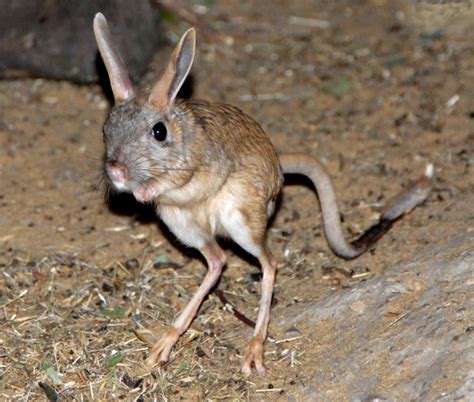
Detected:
[1,0,473,400]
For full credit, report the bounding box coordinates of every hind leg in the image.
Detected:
[242,249,277,375]
[220,207,277,375]
[146,240,227,367]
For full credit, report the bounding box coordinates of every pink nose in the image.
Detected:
[107,161,127,183]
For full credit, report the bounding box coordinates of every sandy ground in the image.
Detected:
[1,0,473,400]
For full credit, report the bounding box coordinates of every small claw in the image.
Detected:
[241,336,267,376]
[146,327,180,368]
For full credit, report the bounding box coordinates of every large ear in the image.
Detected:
[148,28,196,111]
[93,13,135,101]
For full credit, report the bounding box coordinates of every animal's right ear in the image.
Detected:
[148,28,196,112]
[93,13,135,101]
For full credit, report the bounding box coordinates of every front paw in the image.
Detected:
[146,327,180,368]
[133,182,162,202]
[241,335,266,376]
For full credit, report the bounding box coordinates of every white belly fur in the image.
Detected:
[158,182,262,258]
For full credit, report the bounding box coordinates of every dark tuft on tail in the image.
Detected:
[349,218,395,256]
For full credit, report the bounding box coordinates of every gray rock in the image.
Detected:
[281,231,474,400]
[0,0,162,83]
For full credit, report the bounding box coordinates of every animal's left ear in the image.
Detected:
[148,28,196,112]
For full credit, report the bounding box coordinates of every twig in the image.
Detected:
[0,289,28,308]
[255,388,284,393]
[388,310,410,327]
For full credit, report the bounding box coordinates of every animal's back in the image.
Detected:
[182,99,283,201]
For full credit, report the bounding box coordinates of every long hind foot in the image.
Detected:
[146,327,180,367]
[242,335,266,376]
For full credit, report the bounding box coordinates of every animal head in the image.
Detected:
[93,13,196,202]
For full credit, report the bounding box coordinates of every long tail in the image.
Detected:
[279,153,433,259]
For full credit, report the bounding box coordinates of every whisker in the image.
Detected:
[63,166,104,185]
[146,167,227,177]
[44,155,104,163]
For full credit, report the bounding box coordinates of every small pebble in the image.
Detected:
[330,278,341,287]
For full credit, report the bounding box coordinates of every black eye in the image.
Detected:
[152,122,167,142]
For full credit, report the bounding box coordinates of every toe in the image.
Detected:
[146,353,158,368]
[146,341,165,368]
[241,335,267,376]
[146,327,180,368]
[241,361,252,376]
[255,360,267,376]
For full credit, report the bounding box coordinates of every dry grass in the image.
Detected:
[0,248,305,400]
